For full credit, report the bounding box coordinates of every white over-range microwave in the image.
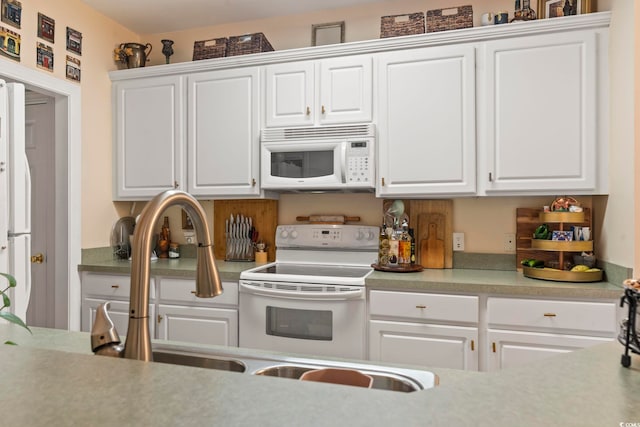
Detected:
[260,124,375,191]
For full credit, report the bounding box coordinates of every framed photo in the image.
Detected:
[66,55,80,82]
[66,27,81,55]
[36,42,53,72]
[37,13,54,43]
[0,24,19,60]
[311,21,345,47]
[537,0,596,19]
[182,210,194,230]
[1,0,21,29]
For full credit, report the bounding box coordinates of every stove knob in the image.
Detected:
[290,230,298,239]
[366,231,376,240]
[356,230,365,240]
[280,229,289,239]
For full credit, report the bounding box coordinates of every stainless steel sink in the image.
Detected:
[151,344,437,392]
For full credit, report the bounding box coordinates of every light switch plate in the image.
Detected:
[504,233,516,252]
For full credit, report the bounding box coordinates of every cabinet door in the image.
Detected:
[487,329,612,371]
[369,320,478,370]
[187,68,260,197]
[377,45,476,197]
[319,56,373,124]
[113,75,185,200]
[483,31,597,193]
[264,62,314,127]
[82,298,155,339]
[157,304,238,347]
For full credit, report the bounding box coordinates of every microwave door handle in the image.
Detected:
[340,144,347,183]
[240,282,364,300]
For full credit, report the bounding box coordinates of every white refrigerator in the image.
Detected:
[0,79,31,322]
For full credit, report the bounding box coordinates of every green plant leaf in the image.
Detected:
[4,340,17,345]
[0,273,17,288]
[2,293,9,308]
[0,311,31,333]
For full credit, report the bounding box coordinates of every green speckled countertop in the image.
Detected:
[79,255,623,300]
[2,325,640,426]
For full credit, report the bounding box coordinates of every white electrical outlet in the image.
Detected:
[504,233,516,252]
[453,232,465,251]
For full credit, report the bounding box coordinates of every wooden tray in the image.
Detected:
[523,266,603,282]
[372,263,424,273]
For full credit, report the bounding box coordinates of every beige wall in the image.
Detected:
[0,0,139,249]
[3,1,633,270]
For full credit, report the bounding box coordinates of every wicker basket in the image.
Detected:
[192,37,228,61]
[380,12,425,38]
[426,5,473,33]
[227,32,274,56]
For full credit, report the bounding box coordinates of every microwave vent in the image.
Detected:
[262,124,375,142]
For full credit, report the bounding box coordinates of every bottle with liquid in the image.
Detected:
[408,228,416,264]
[388,218,399,266]
[398,219,411,265]
[378,218,390,266]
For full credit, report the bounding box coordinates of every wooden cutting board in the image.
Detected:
[419,214,446,269]
[408,200,452,269]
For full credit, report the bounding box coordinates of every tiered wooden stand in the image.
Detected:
[518,209,602,282]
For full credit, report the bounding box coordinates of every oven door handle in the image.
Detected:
[240,282,364,300]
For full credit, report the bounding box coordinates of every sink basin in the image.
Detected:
[153,350,246,372]
[254,365,419,392]
[151,344,437,392]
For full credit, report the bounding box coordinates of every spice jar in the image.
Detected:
[169,243,180,259]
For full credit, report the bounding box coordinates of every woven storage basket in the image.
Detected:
[426,5,473,33]
[227,32,274,56]
[193,37,228,61]
[380,12,425,38]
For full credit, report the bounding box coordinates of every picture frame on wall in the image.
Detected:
[1,0,21,29]
[66,55,80,82]
[66,27,82,55]
[36,42,53,72]
[0,24,20,60]
[537,0,596,19]
[37,12,54,43]
[311,21,345,47]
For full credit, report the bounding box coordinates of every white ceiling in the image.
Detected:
[81,0,385,34]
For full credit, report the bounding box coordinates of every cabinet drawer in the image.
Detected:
[487,297,617,334]
[369,290,478,323]
[82,273,156,299]
[158,278,238,306]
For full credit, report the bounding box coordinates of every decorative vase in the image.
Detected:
[161,39,174,64]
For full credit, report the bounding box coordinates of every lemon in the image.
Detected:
[585,268,601,272]
[571,265,590,272]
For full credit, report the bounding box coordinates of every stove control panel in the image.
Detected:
[276,224,378,249]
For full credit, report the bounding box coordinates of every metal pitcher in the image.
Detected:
[119,42,152,68]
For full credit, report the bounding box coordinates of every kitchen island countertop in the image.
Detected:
[2,325,640,426]
[79,256,623,300]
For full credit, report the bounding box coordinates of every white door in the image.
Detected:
[369,320,478,370]
[25,92,56,328]
[487,329,612,371]
[483,31,597,193]
[187,67,260,197]
[157,304,238,346]
[319,56,373,125]
[377,45,477,197]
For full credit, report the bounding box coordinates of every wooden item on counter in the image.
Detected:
[421,222,445,268]
[296,215,360,224]
[371,263,424,273]
[408,200,452,269]
[213,200,277,263]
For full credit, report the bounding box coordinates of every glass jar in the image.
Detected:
[169,243,180,259]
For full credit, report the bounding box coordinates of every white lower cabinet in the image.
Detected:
[486,296,617,371]
[368,290,479,370]
[156,277,238,347]
[80,272,155,338]
[81,272,238,347]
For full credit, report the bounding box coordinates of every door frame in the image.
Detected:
[0,59,82,331]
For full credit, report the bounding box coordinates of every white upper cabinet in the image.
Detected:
[481,30,600,194]
[113,75,185,200]
[264,55,373,127]
[187,67,261,197]
[376,45,476,197]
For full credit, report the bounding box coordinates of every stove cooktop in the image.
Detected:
[240,262,374,286]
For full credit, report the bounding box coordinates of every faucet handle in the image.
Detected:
[91,302,124,357]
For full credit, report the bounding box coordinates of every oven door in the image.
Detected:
[260,140,345,189]
[239,281,365,359]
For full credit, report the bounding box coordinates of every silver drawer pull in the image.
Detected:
[191,291,197,295]
[416,305,427,309]
[543,313,557,317]
[111,285,120,289]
